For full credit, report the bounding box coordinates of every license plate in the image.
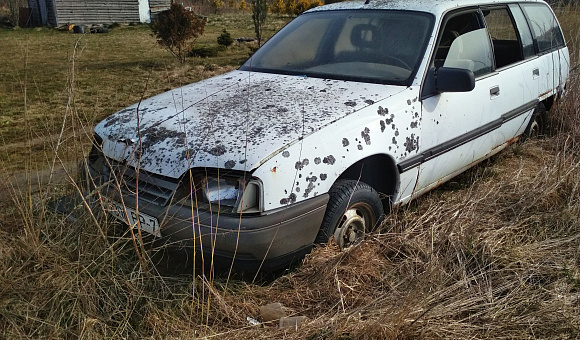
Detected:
[102,196,161,237]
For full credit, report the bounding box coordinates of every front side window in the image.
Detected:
[436,11,493,77]
[520,3,565,53]
[240,10,434,85]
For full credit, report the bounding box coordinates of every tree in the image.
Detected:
[210,0,225,14]
[251,0,267,47]
[239,0,247,11]
[217,29,234,47]
[150,3,206,63]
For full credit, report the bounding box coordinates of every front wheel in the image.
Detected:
[315,180,384,249]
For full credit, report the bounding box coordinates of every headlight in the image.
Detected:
[178,172,263,214]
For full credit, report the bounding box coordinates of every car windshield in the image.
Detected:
[240,10,434,85]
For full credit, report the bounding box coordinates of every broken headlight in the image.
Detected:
[178,173,263,214]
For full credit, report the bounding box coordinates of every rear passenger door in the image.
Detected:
[518,2,569,99]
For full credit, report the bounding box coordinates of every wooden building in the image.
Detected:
[27,0,171,27]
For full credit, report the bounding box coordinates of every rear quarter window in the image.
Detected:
[520,3,565,53]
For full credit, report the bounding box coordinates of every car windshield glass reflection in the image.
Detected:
[241,10,434,85]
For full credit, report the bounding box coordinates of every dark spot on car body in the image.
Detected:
[323,155,336,165]
[361,127,371,145]
[225,160,236,169]
[377,106,389,116]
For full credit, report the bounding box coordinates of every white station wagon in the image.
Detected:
[86,0,570,270]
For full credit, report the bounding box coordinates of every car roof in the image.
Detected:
[307,0,547,16]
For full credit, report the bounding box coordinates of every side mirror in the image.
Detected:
[436,67,475,93]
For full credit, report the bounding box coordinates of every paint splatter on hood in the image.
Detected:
[95,70,406,178]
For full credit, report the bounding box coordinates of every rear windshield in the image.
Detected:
[240,10,434,85]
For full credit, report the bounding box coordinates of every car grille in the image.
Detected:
[109,161,180,206]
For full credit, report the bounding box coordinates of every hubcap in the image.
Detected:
[529,119,540,138]
[333,203,374,249]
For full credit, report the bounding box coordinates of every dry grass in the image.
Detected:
[1,6,580,340]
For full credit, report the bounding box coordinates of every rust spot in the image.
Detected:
[539,89,552,98]
[271,166,277,173]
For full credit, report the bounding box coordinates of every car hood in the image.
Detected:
[95,70,406,178]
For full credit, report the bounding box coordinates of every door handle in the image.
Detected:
[490,86,500,96]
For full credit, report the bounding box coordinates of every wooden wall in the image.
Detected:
[148,0,171,17]
[53,0,141,25]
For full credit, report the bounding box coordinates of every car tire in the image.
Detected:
[523,103,546,140]
[315,180,384,249]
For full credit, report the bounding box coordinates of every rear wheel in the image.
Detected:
[524,103,547,140]
[315,180,384,249]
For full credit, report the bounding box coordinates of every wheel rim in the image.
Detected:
[333,202,375,249]
[529,118,540,138]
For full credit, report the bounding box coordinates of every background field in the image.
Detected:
[1,3,579,339]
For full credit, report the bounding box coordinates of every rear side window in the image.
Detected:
[483,7,524,68]
[520,3,565,53]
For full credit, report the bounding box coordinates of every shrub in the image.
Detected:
[150,3,206,64]
[190,45,224,58]
[285,0,297,15]
[217,29,234,47]
[271,0,285,14]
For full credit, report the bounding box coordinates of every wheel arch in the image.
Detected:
[542,95,555,111]
[336,153,399,206]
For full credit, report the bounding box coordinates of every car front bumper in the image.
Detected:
[106,187,329,270]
